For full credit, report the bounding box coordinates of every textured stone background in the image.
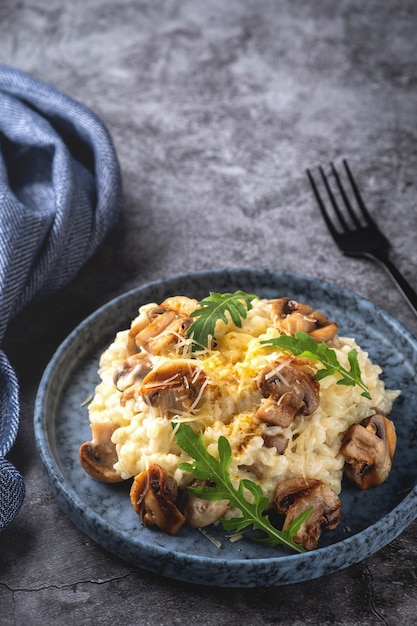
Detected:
[1,1,417,624]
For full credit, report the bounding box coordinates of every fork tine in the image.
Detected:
[306,168,340,237]
[330,162,361,228]
[318,165,350,232]
[342,159,375,226]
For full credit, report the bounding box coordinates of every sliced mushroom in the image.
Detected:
[272,298,338,343]
[113,352,153,391]
[238,462,264,480]
[340,412,397,490]
[127,297,198,356]
[159,296,199,317]
[255,358,319,427]
[181,481,229,528]
[78,422,123,483]
[130,464,185,535]
[141,361,207,417]
[262,431,289,454]
[129,309,179,355]
[274,477,341,551]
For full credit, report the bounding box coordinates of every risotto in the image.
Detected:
[80,293,399,550]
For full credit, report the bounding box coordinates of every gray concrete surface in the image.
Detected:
[1,1,417,624]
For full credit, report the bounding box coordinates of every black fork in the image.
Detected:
[307,160,417,315]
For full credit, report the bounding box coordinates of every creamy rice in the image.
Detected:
[87,297,399,501]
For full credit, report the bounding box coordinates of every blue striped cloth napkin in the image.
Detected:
[0,66,122,530]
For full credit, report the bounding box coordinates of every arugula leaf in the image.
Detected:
[261,331,371,399]
[175,423,307,553]
[187,291,258,351]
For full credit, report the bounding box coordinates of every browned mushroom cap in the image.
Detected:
[130,464,186,535]
[127,296,198,356]
[78,422,123,483]
[340,412,397,490]
[272,298,338,343]
[274,477,341,550]
[141,361,207,416]
[181,480,229,528]
[255,358,319,427]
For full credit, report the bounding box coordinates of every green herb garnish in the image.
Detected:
[261,331,371,399]
[187,290,258,351]
[175,423,309,553]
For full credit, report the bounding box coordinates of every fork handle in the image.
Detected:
[366,252,417,315]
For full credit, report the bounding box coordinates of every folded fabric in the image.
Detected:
[0,66,122,530]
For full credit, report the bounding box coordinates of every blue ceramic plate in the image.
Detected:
[34,269,417,587]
